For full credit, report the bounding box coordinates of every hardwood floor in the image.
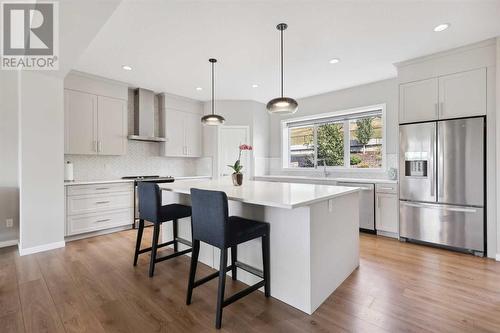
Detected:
[1,230,500,332]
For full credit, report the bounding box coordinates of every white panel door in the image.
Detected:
[219,126,250,177]
[97,96,127,155]
[438,68,486,119]
[399,78,438,123]
[375,193,399,234]
[184,112,202,157]
[163,108,185,157]
[65,89,97,154]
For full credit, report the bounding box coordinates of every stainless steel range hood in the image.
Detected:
[128,88,166,142]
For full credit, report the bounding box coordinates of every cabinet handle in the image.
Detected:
[95,187,109,190]
[96,219,111,223]
[379,186,393,190]
[94,140,98,152]
[95,201,110,204]
[98,141,102,153]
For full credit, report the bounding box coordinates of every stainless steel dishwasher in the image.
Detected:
[336,182,375,232]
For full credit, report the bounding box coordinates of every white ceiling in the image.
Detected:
[75,0,500,103]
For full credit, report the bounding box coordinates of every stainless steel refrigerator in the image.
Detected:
[399,117,485,255]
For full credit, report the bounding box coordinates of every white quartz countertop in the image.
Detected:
[159,179,360,209]
[64,175,212,186]
[255,175,398,184]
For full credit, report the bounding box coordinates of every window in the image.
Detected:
[282,105,385,169]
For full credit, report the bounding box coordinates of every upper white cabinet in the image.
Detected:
[399,68,486,123]
[97,96,127,155]
[161,93,202,157]
[64,73,128,155]
[65,90,97,155]
[438,68,486,119]
[399,78,438,123]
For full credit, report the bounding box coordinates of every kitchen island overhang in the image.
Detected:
[158,179,360,314]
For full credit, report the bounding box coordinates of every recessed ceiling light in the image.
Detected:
[196,87,203,91]
[329,58,340,64]
[252,84,259,88]
[433,23,450,32]
[122,65,132,71]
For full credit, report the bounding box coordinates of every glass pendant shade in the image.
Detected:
[202,58,225,126]
[267,23,298,115]
[201,114,225,126]
[266,97,298,114]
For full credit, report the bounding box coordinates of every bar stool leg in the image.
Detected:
[186,240,200,305]
[173,219,178,252]
[149,222,161,277]
[262,233,271,297]
[215,249,227,329]
[230,246,237,281]
[133,219,145,266]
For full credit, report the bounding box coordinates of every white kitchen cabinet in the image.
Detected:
[399,68,487,123]
[161,93,203,158]
[64,90,97,155]
[97,96,127,155]
[65,182,134,237]
[399,78,438,123]
[438,68,486,119]
[375,183,399,238]
[64,89,127,155]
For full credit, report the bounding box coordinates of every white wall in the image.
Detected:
[268,78,399,177]
[18,72,65,252]
[202,100,269,178]
[0,71,20,243]
[497,37,500,260]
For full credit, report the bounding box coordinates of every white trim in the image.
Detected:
[18,241,65,256]
[281,103,387,171]
[496,254,500,261]
[0,239,18,248]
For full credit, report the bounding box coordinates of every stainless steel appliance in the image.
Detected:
[336,182,375,232]
[122,175,175,227]
[399,117,485,255]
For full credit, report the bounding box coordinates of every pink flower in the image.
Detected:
[239,144,253,151]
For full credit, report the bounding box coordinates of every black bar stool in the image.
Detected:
[133,182,192,277]
[186,188,270,329]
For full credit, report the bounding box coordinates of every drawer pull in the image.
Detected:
[96,219,111,223]
[95,187,109,190]
[379,186,394,190]
[95,201,110,204]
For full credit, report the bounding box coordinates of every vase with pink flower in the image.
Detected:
[228,144,253,186]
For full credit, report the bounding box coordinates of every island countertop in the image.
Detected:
[158,178,359,209]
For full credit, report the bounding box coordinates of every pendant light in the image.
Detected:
[201,58,225,125]
[266,23,298,114]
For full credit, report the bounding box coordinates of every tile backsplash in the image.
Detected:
[65,141,212,180]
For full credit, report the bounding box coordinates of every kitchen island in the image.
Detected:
[159,179,360,314]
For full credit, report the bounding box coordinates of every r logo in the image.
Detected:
[2,2,54,56]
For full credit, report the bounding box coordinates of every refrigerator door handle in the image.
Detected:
[429,129,436,198]
[401,201,478,213]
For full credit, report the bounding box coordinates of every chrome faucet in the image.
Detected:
[317,159,329,178]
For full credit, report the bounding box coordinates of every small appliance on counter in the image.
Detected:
[64,161,74,182]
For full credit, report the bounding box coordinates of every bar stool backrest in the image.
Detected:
[138,182,161,223]
[190,188,228,248]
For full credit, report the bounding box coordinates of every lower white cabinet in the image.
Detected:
[65,182,134,236]
[375,183,399,238]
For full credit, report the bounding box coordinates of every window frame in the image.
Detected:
[281,103,387,172]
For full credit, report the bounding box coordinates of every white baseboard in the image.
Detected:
[18,240,65,256]
[496,254,500,261]
[0,239,18,248]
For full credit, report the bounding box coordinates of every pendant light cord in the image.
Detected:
[211,61,215,115]
[280,28,284,98]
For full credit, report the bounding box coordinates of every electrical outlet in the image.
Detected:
[6,219,13,228]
